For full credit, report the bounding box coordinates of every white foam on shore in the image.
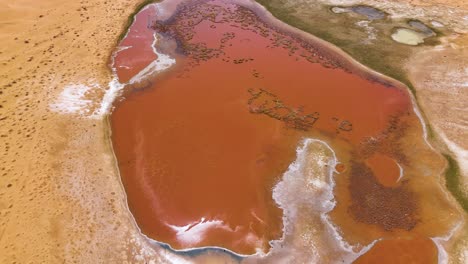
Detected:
[129,33,176,84]
[431,220,463,264]
[166,218,234,246]
[396,162,404,182]
[96,31,174,116]
[433,238,449,264]
[51,3,175,119]
[129,234,194,264]
[50,83,96,115]
[50,78,126,119]
[91,78,125,118]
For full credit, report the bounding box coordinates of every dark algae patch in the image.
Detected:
[348,162,418,231]
[247,88,320,131]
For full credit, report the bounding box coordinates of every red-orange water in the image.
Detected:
[365,153,401,187]
[113,5,158,83]
[110,0,456,258]
[354,238,438,264]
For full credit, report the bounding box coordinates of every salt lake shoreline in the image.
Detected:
[104,0,464,262]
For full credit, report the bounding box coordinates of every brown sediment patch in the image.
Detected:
[348,161,417,231]
[109,0,461,258]
[354,237,438,264]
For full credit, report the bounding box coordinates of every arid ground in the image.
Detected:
[0,0,466,263]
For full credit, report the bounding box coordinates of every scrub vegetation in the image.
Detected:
[444,154,468,211]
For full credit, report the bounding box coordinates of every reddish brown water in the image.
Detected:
[110,0,457,258]
[365,153,401,187]
[354,238,438,264]
[113,5,158,83]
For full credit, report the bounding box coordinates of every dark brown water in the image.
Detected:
[110,0,458,259]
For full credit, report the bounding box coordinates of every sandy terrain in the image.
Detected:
[0,0,466,263]
[0,0,178,262]
[407,30,468,264]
